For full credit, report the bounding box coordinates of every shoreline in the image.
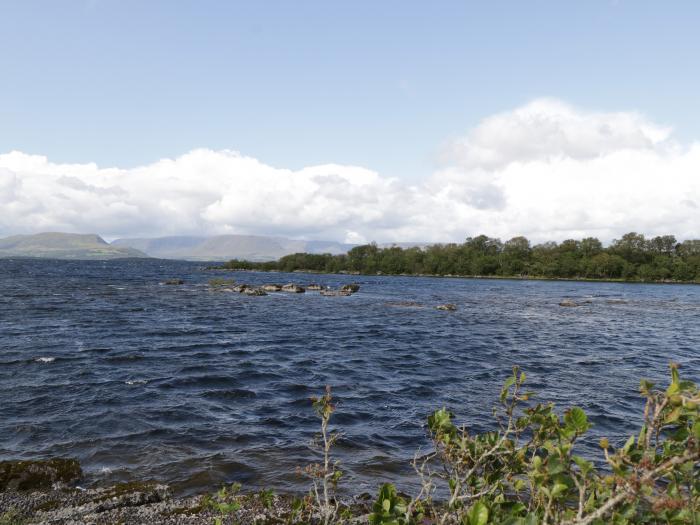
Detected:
[0,481,348,525]
[0,459,371,524]
[208,266,700,286]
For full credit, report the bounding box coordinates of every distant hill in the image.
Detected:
[0,233,148,260]
[111,235,355,261]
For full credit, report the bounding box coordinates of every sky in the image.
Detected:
[0,1,699,243]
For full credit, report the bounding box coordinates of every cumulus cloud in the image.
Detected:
[1,98,698,244]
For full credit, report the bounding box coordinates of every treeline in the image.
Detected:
[222,232,700,282]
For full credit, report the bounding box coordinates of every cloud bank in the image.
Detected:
[1,98,698,244]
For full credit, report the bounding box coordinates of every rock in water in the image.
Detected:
[385,301,424,308]
[232,284,249,293]
[163,278,184,285]
[306,283,323,290]
[320,289,352,297]
[0,458,82,491]
[340,283,360,293]
[281,284,305,293]
[262,284,283,292]
[436,303,457,311]
[244,287,267,296]
[559,299,579,307]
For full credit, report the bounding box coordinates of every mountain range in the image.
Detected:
[0,232,428,261]
[111,235,355,261]
[0,233,147,260]
[0,232,356,261]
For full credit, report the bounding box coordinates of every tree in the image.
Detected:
[648,235,677,255]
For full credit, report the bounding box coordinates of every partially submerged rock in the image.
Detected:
[232,284,249,293]
[243,287,267,296]
[281,284,305,293]
[0,458,82,491]
[340,283,360,293]
[163,279,184,285]
[385,301,424,308]
[606,299,629,304]
[306,283,323,290]
[320,289,352,297]
[261,284,283,292]
[436,303,457,311]
[559,299,579,307]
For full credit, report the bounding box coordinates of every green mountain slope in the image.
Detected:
[0,232,149,260]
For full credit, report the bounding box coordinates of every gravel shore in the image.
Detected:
[0,481,372,524]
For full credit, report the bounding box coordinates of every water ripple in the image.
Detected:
[0,258,699,494]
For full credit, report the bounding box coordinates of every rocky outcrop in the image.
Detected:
[306,284,323,290]
[261,284,283,292]
[0,458,82,491]
[281,284,305,293]
[340,283,360,293]
[243,287,267,296]
[559,299,579,307]
[320,290,352,297]
[436,303,457,311]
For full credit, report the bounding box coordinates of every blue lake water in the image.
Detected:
[1,258,699,495]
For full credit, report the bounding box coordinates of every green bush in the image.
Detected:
[361,364,700,524]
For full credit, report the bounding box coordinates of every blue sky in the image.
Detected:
[1,1,699,242]
[1,0,699,179]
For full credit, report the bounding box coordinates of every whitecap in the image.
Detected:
[125,379,148,385]
[35,357,55,363]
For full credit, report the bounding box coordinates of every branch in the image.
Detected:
[564,450,700,525]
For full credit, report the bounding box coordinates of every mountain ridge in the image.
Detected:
[111,234,356,261]
[0,232,148,260]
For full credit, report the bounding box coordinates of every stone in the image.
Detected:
[559,299,579,307]
[0,458,82,491]
[281,284,305,293]
[339,283,360,293]
[436,303,457,311]
[243,287,267,296]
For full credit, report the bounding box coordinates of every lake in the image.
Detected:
[1,258,698,495]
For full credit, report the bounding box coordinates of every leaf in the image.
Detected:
[551,482,568,497]
[693,421,700,440]
[664,406,682,424]
[466,501,489,525]
[501,376,516,401]
[573,455,593,475]
[639,379,654,395]
[565,406,590,433]
[670,363,680,385]
[622,435,635,454]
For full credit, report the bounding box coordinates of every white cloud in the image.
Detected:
[1,98,698,244]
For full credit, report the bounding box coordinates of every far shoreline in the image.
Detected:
[206,266,700,286]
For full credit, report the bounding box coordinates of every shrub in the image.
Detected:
[362,364,700,524]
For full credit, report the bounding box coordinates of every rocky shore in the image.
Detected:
[0,483,321,524]
[0,459,370,524]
